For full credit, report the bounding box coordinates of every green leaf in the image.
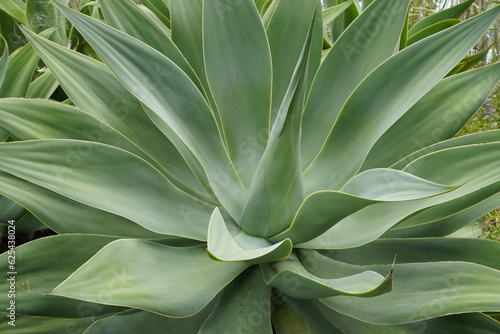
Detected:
[324,237,500,271]
[319,303,500,334]
[341,169,455,200]
[0,140,214,240]
[298,143,500,249]
[141,0,170,27]
[303,5,500,193]
[271,169,454,244]
[199,267,273,334]
[0,0,26,24]
[84,307,215,334]
[0,235,124,317]
[385,191,500,238]
[99,0,200,89]
[20,26,211,201]
[0,99,156,162]
[261,253,392,299]
[0,43,39,97]
[321,262,500,324]
[55,4,246,218]
[51,240,248,318]
[408,0,475,37]
[240,11,316,237]
[392,130,500,170]
[203,0,272,186]
[407,19,461,46]
[322,0,353,26]
[26,69,59,98]
[0,316,94,334]
[0,170,169,238]
[362,63,500,170]
[301,0,410,168]
[265,0,317,123]
[0,37,8,89]
[207,208,292,264]
[272,295,341,334]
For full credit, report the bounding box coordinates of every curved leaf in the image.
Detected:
[301,0,410,167]
[0,170,169,238]
[0,316,94,334]
[99,0,200,89]
[272,169,454,244]
[207,208,292,264]
[261,254,392,299]
[319,303,500,334]
[265,0,317,122]
[362,63,500,170]
[0,140,214,240]
[392,130,500,170]
[272,295,342,334]
[408,0,475,37]
[20,26,211,201]
[303,5,500,193]
[321,262,500,324]
[0,0,26,24]
[0,37,8,89]
[407,19,461,46]
[84,307,215,334]
[198,267,273,334]
[26,69,59,98]
[203,0,272,186]
[51,240,248,318]
[55,4,246,218]
[324,237,500,271]
[298,143,500,249]
[0,43,39,97]
[0,235,123,317]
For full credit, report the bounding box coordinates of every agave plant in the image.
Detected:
[1,0,500,332]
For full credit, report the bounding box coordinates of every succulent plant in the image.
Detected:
[1,0,500,332]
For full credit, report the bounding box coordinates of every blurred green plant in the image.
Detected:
[0,0,500,332]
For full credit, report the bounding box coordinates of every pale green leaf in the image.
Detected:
[325,237,500,271]
[298,143,500,249]
[51,240,248,317]
[0,140,214,240]
[303,5,500,193]
[0,171,169,238]
[203,0,272,186]
[271,169,454,244]
[321,262,500,324]
[301,0,410,168]
[99,0,200,89]
[0,235,124,317]
[0,37,8,89]
[26,69,59,98]
[362,63,500,170]
[55,4,246,218]
[322,0,353,26]
[408,0,475,37]
[0,0,26,24]
[407,19,461,46]
[392,130,500,170]
[21,26,211,201]
[319,303,500,334]
[0,43,39,97]
[265,0,317,122]
[207,208,292,264]
[261,254,392,299]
